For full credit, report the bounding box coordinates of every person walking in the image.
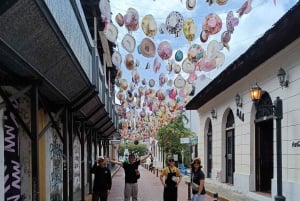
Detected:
[149,154,154,172]
[160,157,182,201]
[110,153,151,201]
[91,156,112,201]
[191,157,206,201]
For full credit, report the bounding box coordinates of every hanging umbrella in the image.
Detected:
[157,41,172,60]
[124,8,139,32]
[140,38,156,58]
[141,14,157,37]
[165,11,184,37]
[183,18,197,42]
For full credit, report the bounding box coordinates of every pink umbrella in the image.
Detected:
[201,13,222,42]
[157,41,172,60]
[237,0,252,17]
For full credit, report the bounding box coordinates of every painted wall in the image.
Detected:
[47,129,63,201]
[19,96,32,200]
[73,137,81,193]
[2,98,23,200]
[85,142,88,185]
[1,95,33,200]
[0,104,4,201]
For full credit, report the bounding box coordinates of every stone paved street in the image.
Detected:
[86,165,214,201]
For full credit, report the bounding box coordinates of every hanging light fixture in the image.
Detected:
[277,68,289,88]
[211,108,217,119]
[249,83,262,103]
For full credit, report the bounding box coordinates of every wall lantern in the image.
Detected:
[249,83,262,103]
[277,68,289,88]
[211,108,217,119]
[235,93,243,107]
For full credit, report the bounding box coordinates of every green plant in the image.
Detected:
[157,113,194,166]
[119,142,148,156]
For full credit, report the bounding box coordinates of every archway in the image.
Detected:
[255,92,273,193]
[225,110,235,184]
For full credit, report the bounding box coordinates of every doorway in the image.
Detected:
[226,129,234,184]
[207,122,212,178]
[254,92,273,193]
[225,111,234,184]
[255,120,273,192]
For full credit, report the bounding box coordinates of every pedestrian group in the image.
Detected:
[91,154,205,201]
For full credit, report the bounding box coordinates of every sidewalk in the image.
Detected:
[105,165,213,201]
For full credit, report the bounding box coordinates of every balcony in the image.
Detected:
[0,0,117,137]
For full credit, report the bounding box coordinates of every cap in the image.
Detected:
[98,156,105,160]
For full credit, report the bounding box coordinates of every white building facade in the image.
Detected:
[186,3,300,201]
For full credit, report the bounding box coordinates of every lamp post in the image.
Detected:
[249,84,285,201]
[160,135,165,168]
[162,145,165,168]
[124,139,129,161]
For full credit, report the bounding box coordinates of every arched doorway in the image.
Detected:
[206,121,212,178]
[225,110,235,184]
[255,92,273,193]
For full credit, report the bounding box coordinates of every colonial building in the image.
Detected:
[186,2,300,201]
[0,0,119,201]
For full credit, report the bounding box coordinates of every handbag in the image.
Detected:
[191,182,199,191]
[135,168,140,179]
[172,176,179,182]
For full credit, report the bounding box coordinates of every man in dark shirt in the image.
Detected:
[110,153,151,201]
[91,156,112,201]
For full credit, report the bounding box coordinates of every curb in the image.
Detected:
[206,190,230,201]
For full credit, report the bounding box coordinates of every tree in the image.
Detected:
[119,142,148,156]
[157,113,194,166]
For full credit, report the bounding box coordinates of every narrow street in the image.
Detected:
[106,165,213,201]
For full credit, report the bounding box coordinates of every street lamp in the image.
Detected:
[162,145,165,168]
[249,84,285,201]
[124,139,129,161]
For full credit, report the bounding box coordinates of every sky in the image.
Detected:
[106,0,297,140]
[109,0,296,91]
